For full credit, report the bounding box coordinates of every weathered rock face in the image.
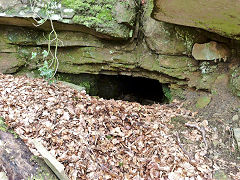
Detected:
[142,0,208,56]
[0,0,136,39]
[142,3,210,56]
[0,1,239,179]
[143,18,199,56]
[152,0,240,40]
[0,21,200,88]
[0,53,25,73]
[0,0,239,96]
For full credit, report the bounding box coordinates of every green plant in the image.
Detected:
[30,0,63,82]
[162,84,172,102]
[79,81,91,93]
[38,60,54,83]
[119,162,123,167]
[0,117,18,138]
[105,135,112,139]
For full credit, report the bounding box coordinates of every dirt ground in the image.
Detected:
[172,73,240,179]
[0,73,240,179]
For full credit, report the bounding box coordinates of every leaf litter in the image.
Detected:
[0,74,238,179]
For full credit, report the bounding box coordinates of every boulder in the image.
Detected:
[152,0,240,40]
[192,41,231,61]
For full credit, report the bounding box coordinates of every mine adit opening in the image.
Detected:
[57,73,170,105]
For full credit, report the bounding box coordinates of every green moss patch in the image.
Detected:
[61,0,134,38]
[196,95,211,109]
[62,0,113,28]
[162,84,172,102]
[29,156,58,180]
[0,117,18,138]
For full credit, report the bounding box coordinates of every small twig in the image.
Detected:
[229,128,234,155]
[175,132,193,161]
[185,122,208,149]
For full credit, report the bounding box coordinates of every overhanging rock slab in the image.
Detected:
[152,0,240,40]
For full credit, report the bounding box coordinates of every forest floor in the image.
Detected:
[0,74,240,179]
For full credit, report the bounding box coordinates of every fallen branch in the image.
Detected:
[175,132,193,161]
[185,122,208,149]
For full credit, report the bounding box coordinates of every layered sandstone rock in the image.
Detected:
[152,0,240,40]
[0,0,239,95]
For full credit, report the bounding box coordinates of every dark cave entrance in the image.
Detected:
[57,73,169,105]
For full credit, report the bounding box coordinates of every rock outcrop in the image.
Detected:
[152,0,240,40]
[0,0,239,96]
[0,0,136,39]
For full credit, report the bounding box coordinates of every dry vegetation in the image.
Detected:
[0,74,239,179]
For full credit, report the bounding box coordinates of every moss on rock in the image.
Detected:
[57,73,99,95]
[62,0,135,38]
[0,117,18,138]
[196,95,211,109]
[142,0,207,56]
[7,27,41,45]
[153,0,240,40]
[29,156,58,180]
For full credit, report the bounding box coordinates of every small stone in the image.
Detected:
[212,140,219,147]
[233,128,240,149]
[232,114,239,121]
[58,81,85,92]
[0,172,8,180]
[0,140,4,147]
